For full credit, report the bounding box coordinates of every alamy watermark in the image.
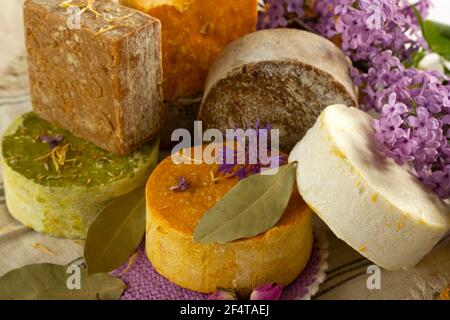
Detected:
[66,264,81,290]
[366,265,381,290]
[170,121,281,175]
[364,1,384,30]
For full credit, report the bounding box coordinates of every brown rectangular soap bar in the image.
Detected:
[24,0,163,155]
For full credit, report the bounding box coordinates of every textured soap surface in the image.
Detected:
[24,0,163,155]
[2,112,157,187]
[1,112,159,239]
[120,0,258,102]
[199,29,357,152]
[289,105,450,270]
[159,97,200,150]
[145,151,313,294]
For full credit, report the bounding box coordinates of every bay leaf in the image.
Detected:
[194,162,296,244]
[84,187,146,275]
[0,263,125,300]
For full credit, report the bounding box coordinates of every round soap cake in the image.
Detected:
[145,152,313,295]
[1,113,159,239]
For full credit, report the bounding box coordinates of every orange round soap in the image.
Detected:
[145,153,313,294]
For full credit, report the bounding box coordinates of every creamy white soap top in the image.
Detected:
[326,106,449,227]
[290,105,450,270]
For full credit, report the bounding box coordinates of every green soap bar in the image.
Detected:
[2,112,156,187]
[1,112,159,239]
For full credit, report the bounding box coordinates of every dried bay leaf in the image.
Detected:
[84,187,146,274]
[0,263,125,300]
[194,162,296,243]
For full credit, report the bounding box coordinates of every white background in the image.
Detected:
[428,0,450,24]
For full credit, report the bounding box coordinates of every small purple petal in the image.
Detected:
[250,283,283,300]
[216,120,283,180]
[39,135,63,149]
[170,176,190,192]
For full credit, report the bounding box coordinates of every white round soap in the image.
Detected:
[289,104,450,270]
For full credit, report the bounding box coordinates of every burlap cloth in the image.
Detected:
[0,0,448,300]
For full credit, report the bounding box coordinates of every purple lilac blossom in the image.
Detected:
[258,0,305,29]
[170,176,190,192]
[39,135,63,149]
[259,0,450,199]
[250,283,283,300]
[216,122,287,180]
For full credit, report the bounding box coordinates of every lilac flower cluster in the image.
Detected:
[259,0,450,199]
[216,122,287,180]
[258,0,305,29]
[372,71,450,199]
[312,0,429,61]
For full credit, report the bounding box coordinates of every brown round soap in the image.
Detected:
[199,29,357,151]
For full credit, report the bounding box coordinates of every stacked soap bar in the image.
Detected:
[1,113,159,239]
[120,0,258,102]
[24,0,163,155]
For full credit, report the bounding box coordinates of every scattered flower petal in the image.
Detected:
[216,122,286,180]
[250,283,283,300]
[39,135,63,150]
[170,176,190,192]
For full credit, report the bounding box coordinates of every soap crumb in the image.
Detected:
[396,221,405,231]
[0,225,13,233]
[73,240,84,246]
[32,243,55,256]
[371,193,378,203]
[330,147,346,160]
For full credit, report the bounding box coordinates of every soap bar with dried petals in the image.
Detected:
[145,150,313,294]
[24,0,163,155]
[1,112,159,239]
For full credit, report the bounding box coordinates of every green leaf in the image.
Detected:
[411,5,426,36]
[444,62,450,76]
[423,20,450,56]
[84,187,146,274]
[411,5,450,58]
[194,163,296,244]
[0,263,125,300]
[404,49,426,68]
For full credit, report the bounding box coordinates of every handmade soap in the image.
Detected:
[145,151,313,294]
[199,29,358,152]
[24,0,163,155]
[289,105,450,270]
[120,0,258,101]
[1,113,159,239]
[159,98,200,150]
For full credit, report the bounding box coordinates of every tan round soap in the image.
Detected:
[145,153,313,294]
